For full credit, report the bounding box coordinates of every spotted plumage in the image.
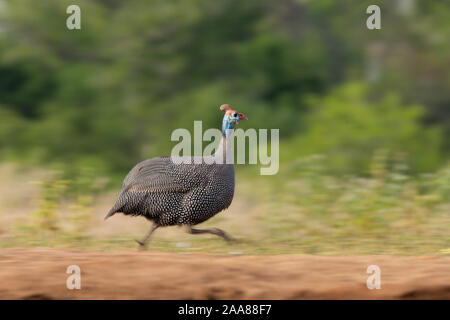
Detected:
[105,104,247,249]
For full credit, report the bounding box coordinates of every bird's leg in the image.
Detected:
[135,223,159,250]
[186,225,233,242]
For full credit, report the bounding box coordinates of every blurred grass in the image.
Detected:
[1,153,448,255]
[0,1,449,256]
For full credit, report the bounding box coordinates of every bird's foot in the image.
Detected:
[135,239,147,251]
[212,228,234,242]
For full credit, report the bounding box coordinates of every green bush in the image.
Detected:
[282,83,444,174]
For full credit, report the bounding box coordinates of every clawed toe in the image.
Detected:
[211,228,234,242]
[135,239,147,250]
[224,235,236,242]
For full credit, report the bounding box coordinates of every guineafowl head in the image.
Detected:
[220,104,247,135]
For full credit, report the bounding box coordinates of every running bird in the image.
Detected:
[105,104,247,249]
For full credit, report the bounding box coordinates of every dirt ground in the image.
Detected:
[0,248,449,299]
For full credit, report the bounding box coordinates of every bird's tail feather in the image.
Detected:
[104,209,116,220]
[105,192,126,220]
[104,205,120,220]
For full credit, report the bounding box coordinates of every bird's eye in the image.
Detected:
[233,112,237,117]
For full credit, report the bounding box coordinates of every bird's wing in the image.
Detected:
[122,157,212,194]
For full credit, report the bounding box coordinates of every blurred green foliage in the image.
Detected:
[283,83,444,174]
[5,155,449,254]
[252,153,450,254]
[13,171,104,245]
[0,0,449,181]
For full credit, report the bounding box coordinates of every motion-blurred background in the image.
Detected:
[0,0,448,254]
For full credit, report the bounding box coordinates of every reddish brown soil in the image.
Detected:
[0,248,449,299]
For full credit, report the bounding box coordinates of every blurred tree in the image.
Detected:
[283,83,444,174]
[0,0,448,180]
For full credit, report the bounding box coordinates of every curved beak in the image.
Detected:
[238,113,248,120]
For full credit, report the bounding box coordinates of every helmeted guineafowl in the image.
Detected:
[105,104,247,249]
